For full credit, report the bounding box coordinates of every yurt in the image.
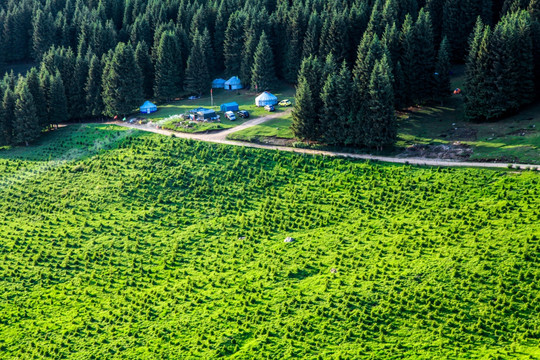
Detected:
[212,78,226,88]
[140,101,157,114]
[255,91,278,107]
[224,76,243,90]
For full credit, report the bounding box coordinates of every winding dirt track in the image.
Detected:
[109,114,539,171]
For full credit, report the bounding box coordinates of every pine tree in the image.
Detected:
[224,11,246,76]
[185,30,211,96]
[102,42,143,116]
[135,41,153,99]
[240,30,258,87]
[13,78,40,146]
[364,55,397,150]
[399,14,416,105]
[26,67,48,129]
[284,6,305,83]
[302,12,321,60]
[291,77,317,141]
[251,32,276,91]
[434,36,452,102]
[48,71,69,126]
[0,88,15,145]
[85,54,103,117]
[153,31,182,101]
[291,56,324,141]
[320,62,352,145]
[32,9,55,60]
[69,54,90,119]
[414,9,436,102]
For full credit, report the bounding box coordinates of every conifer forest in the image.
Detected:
[0,0,539,147]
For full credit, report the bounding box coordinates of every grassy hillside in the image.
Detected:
[0,125,539,359]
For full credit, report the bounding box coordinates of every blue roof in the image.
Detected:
[221,102,238,107]
[140,101,157,109]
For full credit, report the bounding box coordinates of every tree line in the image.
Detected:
[0,0,539,147]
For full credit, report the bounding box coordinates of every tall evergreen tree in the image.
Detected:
[223,11,246,76]
[185,30,211,96]
[251,32,276,91]
[26,68,48,128]
[364,55,396,150]
[13,78,40,146]
[135,41,153,99]
[153,31,182,101]
[102,42,143,116]
[291,77,317,141]
[434,36,452,102]
[32,9,55,60]
[0,88,15,145]
[48,71,69,126]
[85,54,103,117]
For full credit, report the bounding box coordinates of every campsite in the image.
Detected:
[133,85,295,133]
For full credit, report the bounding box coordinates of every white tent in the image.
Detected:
[224,76,243,90]
[255,91,278,107]
[212,78,226,88]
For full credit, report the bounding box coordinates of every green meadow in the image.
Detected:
[0,124,539,359]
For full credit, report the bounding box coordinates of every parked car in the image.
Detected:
[225,111,236,121]
[278,99,292,106]
[188,95,201,100]
[264,105,275,112]
[237,110,250,118]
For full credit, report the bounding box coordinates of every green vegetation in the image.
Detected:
[228,113,295,142]
[0,124,539,358]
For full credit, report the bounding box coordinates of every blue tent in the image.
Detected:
[212,78,226,88]
[220,102,239,112]
[140,101,157,114]
[224,76,243,90]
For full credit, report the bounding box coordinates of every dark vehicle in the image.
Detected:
[264,105,275,112]
[237,110,250,118]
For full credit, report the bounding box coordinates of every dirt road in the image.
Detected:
[109,115,539,171]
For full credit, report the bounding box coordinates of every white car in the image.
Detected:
[225,111,236,121]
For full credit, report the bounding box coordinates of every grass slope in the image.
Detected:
[0,125,539,359]
[227,113,295,142]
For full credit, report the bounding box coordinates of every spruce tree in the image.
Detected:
[32,9,55,60]
[364,56,397,150]
[85,54,103,117]
[240,30,257,87]
[224,11,246,76]
[302,13,321,60]
[102,42,143,116]
[135,41,153,99]
[26,68,48,129]
[434,36,452,102]
[399,14,416,105]
[251,32,276,91]
[291,77,317,141]
[185,30,211,96]
[13,78,40,146]
[0,88,15,145]
[49,71,69,126]
[414,9,436,102]
[153,31,182,101]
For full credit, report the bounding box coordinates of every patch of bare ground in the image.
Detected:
[400,142,473,160]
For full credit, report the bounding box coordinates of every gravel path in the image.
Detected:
[107,115,539,171]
